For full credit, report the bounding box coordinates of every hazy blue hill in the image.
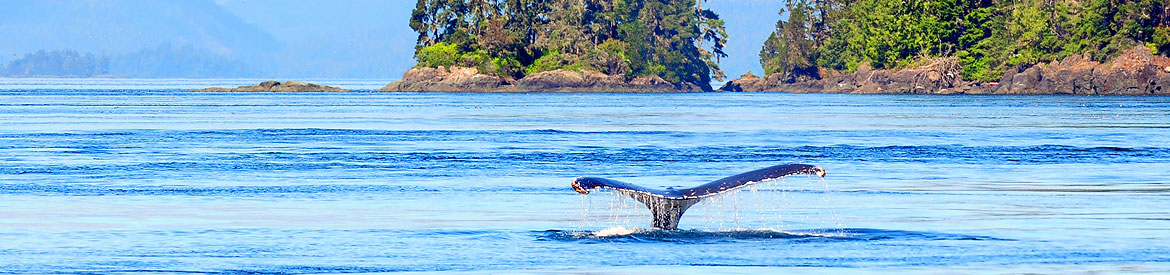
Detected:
[212,0,417,79]
[0,0,277,56]
[4,50,109,77]
[111,44,259,78]
[0,0,276,77]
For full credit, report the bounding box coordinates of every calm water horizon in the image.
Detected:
[1,79,1168,273]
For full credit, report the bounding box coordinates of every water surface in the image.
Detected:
[1,79,1168,273]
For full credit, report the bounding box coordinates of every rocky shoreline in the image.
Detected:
[190,47,1169,96]
[193,80,348,92]
[379,66,703,93]
[721,46,1170,96]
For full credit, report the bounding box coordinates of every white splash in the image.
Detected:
[593,226,638,237]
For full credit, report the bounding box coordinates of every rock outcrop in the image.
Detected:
[823,58,967,94]
[718,73,763,92]
[994,46,1170,95]
[380,66,514,92]
[722,58,967,94]
[193,81,348,92]
[516,69,694,92]
[381,66,703,93]
[721,46,1170,96]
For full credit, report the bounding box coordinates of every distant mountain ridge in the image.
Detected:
[3,50,110,78]
[0,0,276,77]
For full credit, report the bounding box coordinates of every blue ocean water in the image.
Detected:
[1,78,1169,273]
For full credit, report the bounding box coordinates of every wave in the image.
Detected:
[3,138,1165,176]
[0,183,441,196]
[541,227,1004,243]
[3,128,1167,191]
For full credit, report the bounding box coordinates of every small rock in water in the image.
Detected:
[191,80,348,92]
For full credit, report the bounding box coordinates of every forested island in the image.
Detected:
[726,0,1170,95]
[387,0,1169,95]
[384,0,729,92]
[3,50,111,78]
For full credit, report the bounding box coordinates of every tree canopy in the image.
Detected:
[408,0,728,90]
[760,0,1170,82]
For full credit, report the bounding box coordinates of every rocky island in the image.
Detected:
[193,80,348,92]
[384,0,727,93]
[384,0,1168,95]
[723,0,1170,96]
[722,46,1170,96]
[382,66,693,93]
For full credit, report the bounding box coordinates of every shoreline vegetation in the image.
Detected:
[163,0,1169,95]
[725,0,1170,95]
[382,0,1170,95]
[386,0,728,93]
[722,45,1170,95]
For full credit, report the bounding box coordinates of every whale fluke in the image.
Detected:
[571,164,826,230]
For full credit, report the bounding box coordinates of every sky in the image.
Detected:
[706,0,788,79]
[1,0,787,82]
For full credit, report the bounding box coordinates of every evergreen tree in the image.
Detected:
[760,0,1170,82]
[407,0,728,89]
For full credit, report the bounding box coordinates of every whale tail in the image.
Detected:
[571,164,826,230]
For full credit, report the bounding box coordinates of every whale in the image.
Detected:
[571,164,826,230]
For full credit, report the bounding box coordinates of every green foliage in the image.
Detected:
[760,0,819,80]
[582,39,631,76]
[415,42,458,68]
[443,29,476,53]
[416,43,523,78]
[1153,26,1170,55]
[956,49,993,82]
[761,0,1170,83]
[525,51,579,75]
[457,49,490,67]
[491,56,523,79]
[408,0,726,90]
[697,6,730,81]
